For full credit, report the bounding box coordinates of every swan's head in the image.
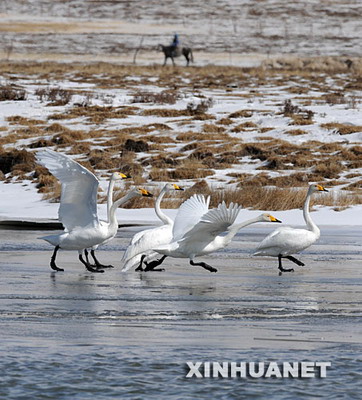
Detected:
[136,188,153,197]
[172,183,184,191]
[165,183,184,191]
[261,213,282,223]
[309,184,328,193]
[112,172,131,181]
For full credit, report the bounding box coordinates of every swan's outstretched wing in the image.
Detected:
[180,201,241,242]
[172,194,210,241]
[36,149,99,231]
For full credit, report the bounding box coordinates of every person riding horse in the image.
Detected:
[170,34,181,57]
[158,34,193,66]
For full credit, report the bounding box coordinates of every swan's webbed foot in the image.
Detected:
[286,255,305,266]
[90,250,114,269]
[278,266,295,276]
[86,262,105,273]
[79,254,104,273]
[144,265,165,272]
[87,264,105,273]
[96,264,114,269]
[135,255,146,271]
[50,245,64,272]
[50,261,64,272]
[190,259,217,273]
[278,255,294,275]
[144,255,167,272]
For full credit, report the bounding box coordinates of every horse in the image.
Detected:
[158,44,194,66]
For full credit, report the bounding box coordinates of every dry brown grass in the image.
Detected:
[178,186,362,211]
[313,161,345,179]
[148,167,171,182]
[0,148,36,176]
[35,86,73,106]
[131,90,180,105]
[169,157,214,180]
[68,142,92,155]
[288,114,314,126]
[0,85,26,101]
[320,123,362,135]
[0,58,359,88]
[140,135,176,144]
[202,124,226,134]
[146,123,172,131]
[176,130,231,142]
[141,108,190,118]
[1,60,361,209]
[6,116,44,126]
[228,110,254,118]
[49,105,138,124]
[86,149,134,173]
[231,121,258,132]
[217,117,234,126]
[286,129,307,136]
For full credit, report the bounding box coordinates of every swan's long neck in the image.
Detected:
[219,215,263,246]
[303,189,320,236]
[155,185,172,225]
[106,177,116,223]
[108,192,136,228]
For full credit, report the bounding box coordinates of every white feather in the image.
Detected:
[36,149,99,231]
[253,184,328,262]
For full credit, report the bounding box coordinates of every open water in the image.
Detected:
[0,226,361,399]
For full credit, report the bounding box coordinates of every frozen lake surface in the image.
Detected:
[0,226,361,399]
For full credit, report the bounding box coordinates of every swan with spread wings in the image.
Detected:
[153,194,281,273]
[122,183,184,272]
[36,149,152,273]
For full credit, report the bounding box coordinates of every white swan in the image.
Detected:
[253,184,328,274]
[153,194,281,273]
[36,149,152,272]
[121,183,184,272]
[85,167,131,269]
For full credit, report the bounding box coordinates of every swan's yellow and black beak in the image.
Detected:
[139,188,153,197]
[317,184,328,192]
[173,184,184,191]
[119,172,131,179]
[270,215,282,223]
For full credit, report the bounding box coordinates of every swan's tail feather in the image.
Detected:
[39,234,60,246]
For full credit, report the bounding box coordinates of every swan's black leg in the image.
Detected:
[135,254,146,271]
[79,253,104,273]
[90,249,114,269]
[144,255,167,272]
[190,259,217,273]
[286,255,305,266]
[185,54,190,66]
[278,254,294,275]
[84,249,92,265]
[50,245,64,272]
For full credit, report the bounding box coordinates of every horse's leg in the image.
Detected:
[184,54,190,66]
[171,56,175,66]
[163,56,167,66]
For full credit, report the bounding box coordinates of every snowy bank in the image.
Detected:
[1,181,361,228]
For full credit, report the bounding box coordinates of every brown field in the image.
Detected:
[0,59,361,209]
